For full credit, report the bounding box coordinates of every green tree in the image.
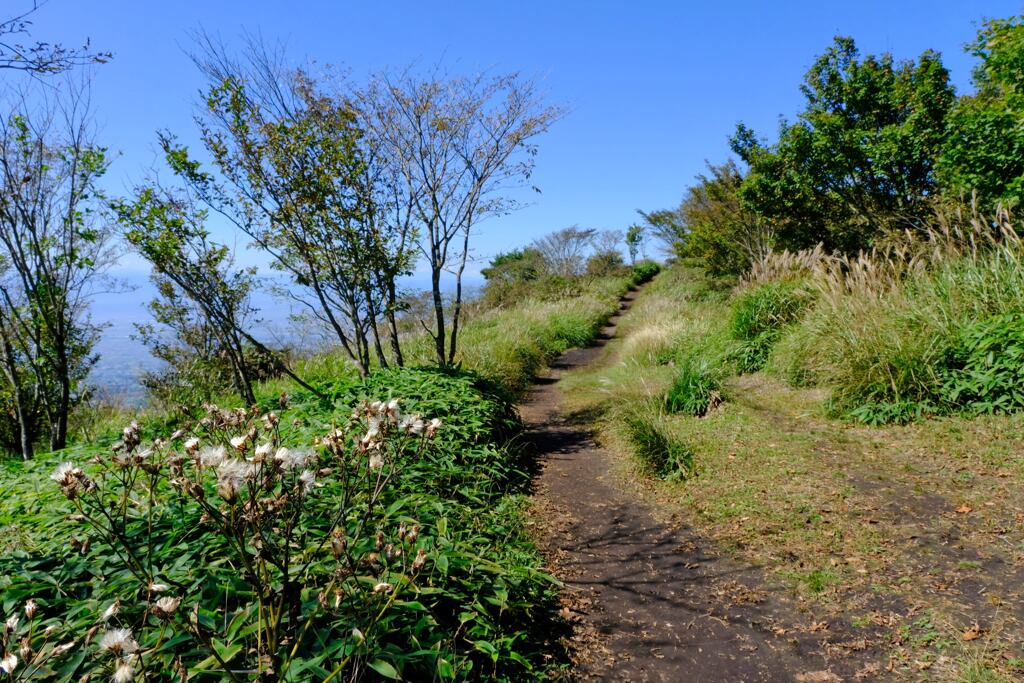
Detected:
[481,248,545,285]
[166,37,404,376]
[0,87,115,457]
[679,161,772,276]
[939,16,1024,208]
[636,208,685,255]
[733,36,955,253]
[115,187,262,407]
[480,248,546,307]
[625,224,644,264]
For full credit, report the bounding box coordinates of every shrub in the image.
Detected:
[630,260,661,285]
[0,367,566,682]
[622,407,694,478]
[729,281,813,372]
[940,312,1024,415]
[585,250,625,277]
[663,356,724,416]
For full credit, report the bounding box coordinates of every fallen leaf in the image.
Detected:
[962,623,984,641]
[796,672,841,683]
[956,504,972,514]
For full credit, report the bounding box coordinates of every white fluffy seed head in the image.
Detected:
[98,628,137,657]
[112,660,135,683]
[197,445,226,468]
[297,469,317,494]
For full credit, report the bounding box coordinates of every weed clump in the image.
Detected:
[663,355,724,416]
[940,312,1024,415]
[623,407,694,478]
[729,281,813,372]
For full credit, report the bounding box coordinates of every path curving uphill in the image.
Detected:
[524,286,886,682]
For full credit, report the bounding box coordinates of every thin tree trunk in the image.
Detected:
[430,254,447,366]
[385,281,404,367]
[347,299,370,376]
[446,226,472,366]
[51,379,69,451]
[365,290,389,370]
[0,334,33,460]
[224,339,256,407]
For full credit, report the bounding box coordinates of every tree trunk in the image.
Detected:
[364,288,389,370]
[50,352,70,451]
[348,299,370,377]
[385,281,404,367]
[430,259,446,366]
[446,226,472,366]
[0,335,33,460]
[230,346,257,407]
[15,399,33,460]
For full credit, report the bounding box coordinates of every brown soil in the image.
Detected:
[524,290,892,682]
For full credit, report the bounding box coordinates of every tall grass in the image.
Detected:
[728,280,815,373]
[768,210,1024,423]
[402,275,633,394]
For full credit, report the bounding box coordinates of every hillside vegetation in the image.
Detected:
[0,264,656,682]
[560,241,1024,679]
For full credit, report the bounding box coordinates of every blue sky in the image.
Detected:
[33,0,1024,277]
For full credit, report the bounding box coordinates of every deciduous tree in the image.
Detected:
[361,68,562,365]
[939,16,1024,209]
[733,36,954,253]
[532,226,596,277]
[0,82,115,456]
[115,186,262,407]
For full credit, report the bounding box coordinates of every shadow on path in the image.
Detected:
[523,288,890,682]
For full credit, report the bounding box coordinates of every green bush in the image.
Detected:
[940,312,1024,415]
[0,367,566,681]
[630,260,661,285]
[729,281,813,372]
[622,408,694,478]
[664,355,724,416]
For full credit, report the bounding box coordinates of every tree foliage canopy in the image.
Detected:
[938,17,1024,209]
[732,36,955,253]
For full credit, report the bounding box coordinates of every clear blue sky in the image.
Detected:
[33,0,1024,276]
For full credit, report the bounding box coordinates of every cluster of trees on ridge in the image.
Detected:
[0,5,563,459]
[642,17,1024,276]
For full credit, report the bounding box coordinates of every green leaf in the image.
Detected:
[368,659,401,679]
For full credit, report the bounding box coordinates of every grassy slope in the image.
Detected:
[560,264,1024,682]
[0,273,636,681]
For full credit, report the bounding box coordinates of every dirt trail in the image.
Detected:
[524,289,888,682]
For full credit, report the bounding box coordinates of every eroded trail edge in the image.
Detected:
[523,288,889,682]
